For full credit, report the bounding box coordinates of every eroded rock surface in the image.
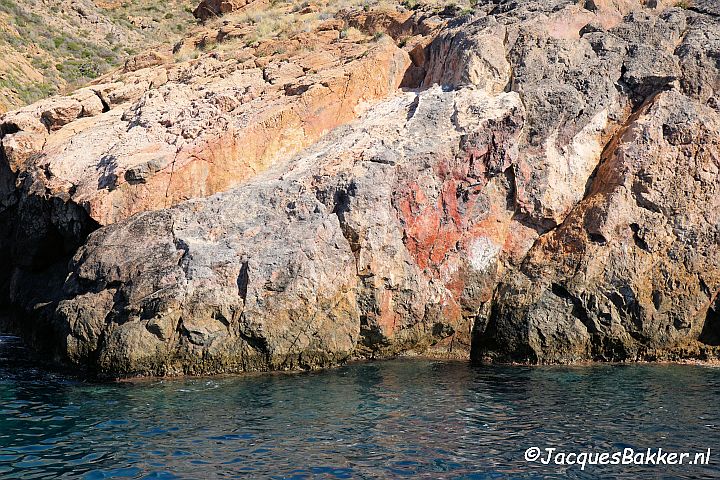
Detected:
[2,0,719,376]
[476,91,720,363]
[47,86,521,375]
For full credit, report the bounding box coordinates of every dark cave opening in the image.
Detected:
[699,299,720,346]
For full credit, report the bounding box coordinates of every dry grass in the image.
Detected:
[0,0,195,109]
[181,0,474,58]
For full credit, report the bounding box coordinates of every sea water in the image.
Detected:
[1,335,719,479]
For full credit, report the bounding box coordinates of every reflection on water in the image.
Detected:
[1,335,720,479]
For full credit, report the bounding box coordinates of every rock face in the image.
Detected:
[476,90,720,363]
[0,37,409,227]
[49,87,522,375]
[2,0,720,376]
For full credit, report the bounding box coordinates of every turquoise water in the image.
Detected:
[1,335,720,479]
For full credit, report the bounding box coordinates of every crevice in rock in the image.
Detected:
[164,148,181,208]
[319,180,386,356]
[424,30,458,90]
[237,259,249,301]
[514,87,665,259]
[331,182,361,271]
[106,288,131,326]
[0,122,20,139]
[606,290,627,314]
[501,27,514,93]
[85,329,108,377]
[94,91,111,114]
[587,232,607,245]
[601,286,644,343]
[620,57,676,109]
[212,310,231,328]
[699,277,712,298]
[400,48,427,90]
[238,328,270,357]
[551,283,596,333]
[356,312,392,359]
[629,223,650,251]
[325,181,396,357]
[502,166,517,212]
[699,296,720,346]
[652,290,663,310]
[170,222,190,279]
[470,301,498,361]
[470,292,539,364]
[405,93,421,121]
[583,0,598,12]
[582,90,660,202]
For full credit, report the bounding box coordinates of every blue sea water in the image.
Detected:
[1,334,719,479]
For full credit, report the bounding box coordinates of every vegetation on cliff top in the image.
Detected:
[0,0,195,111]
[0,0,476,112]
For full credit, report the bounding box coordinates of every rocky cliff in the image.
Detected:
[1,0,719,377]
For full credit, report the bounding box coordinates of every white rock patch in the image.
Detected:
[468,237,502,272]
